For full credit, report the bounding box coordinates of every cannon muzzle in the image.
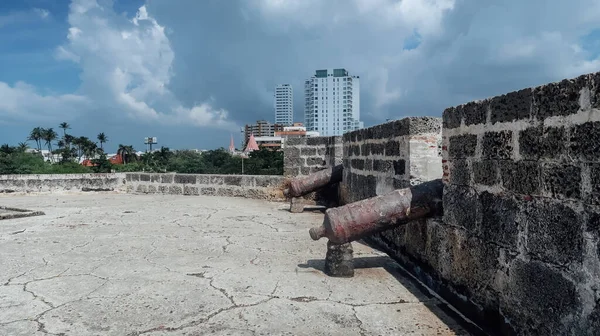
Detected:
[287,164,343,198]
[309,179,443,244]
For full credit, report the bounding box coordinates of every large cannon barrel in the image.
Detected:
[284,164,343,198]
[309,179,443,244]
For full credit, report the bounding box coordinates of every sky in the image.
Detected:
[1,0,600,153]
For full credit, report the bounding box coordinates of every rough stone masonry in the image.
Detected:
[441,71,600,335]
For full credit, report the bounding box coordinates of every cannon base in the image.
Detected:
[289,197,312,213]
[324,241,354,277]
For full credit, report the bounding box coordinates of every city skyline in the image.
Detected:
[1,0,600,152]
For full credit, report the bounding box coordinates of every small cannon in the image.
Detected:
[309,179,443,244]
[284,165,343,213]
[309,179,443,277]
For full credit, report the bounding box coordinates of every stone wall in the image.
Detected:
[0,173,125,194]
[283,136,342,177]
[125,173,286,201]
[440,72,600,334]
[340,117,442,204]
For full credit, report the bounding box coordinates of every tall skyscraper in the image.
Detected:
[304,69,363,136]
[274,84,293,126]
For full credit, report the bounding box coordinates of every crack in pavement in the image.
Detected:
[352,306,368,336]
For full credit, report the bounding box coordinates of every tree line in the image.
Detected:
[0,123,283,175]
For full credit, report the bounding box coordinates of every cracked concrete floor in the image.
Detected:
[0,193,472,336]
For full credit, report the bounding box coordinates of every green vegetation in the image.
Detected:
[0,124,283,176]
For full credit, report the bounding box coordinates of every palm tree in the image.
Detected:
[17,142,28,153]
[73,136,90,162]
[97,133,108,151]
[0,144,13,154]
[28,127,43,152]
[117,144,135,164]
[59,122,70,138]
[41,128,58,162]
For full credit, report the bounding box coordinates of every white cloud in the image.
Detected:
[0,0,236,131]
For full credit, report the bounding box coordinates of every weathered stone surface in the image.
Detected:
[519,126,566,160]
[449,134,477,159]
[541,164,581,199]
[503,259,580,335]
[174,174,196,184]
[0,193,470,335]
[499,160,540,195]
[472,160,498,185]
[570,121,600,161]
[482,131,513,160]
[532,75,588,119]
[524,200,584,265]
[489,88,532,123]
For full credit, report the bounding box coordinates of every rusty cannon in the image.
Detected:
[284,164,343,213]
[308,179,444,277]
[309,179,443,244]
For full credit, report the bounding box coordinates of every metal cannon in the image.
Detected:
[309,179,444,245]
[284,164,343,198]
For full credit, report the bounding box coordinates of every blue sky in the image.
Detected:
[1,0,600,153]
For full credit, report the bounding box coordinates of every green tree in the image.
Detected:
[97,133,108,151]
[41,128,58,162]
[59,122,70,138]
[28,127,43,152]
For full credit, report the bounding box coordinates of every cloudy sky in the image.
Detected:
[1,0,600,152]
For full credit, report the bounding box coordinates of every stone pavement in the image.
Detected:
[0,193,473,335]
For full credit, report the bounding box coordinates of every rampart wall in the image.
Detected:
[283,71,600,335]
[0,173,285,201]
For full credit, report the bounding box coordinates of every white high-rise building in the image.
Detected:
[274,84,293,126]
[304,68,363,136]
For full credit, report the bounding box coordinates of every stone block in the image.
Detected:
[407,116,442,134]
[284,157,305,169]
[210,176,224,185]
[160,174,174,184]
[201,187,216,196]
[183,185,199,196]
[482,131,513,160]
[384,140,401,157]
[449,159,471,186]
[364,159,373,171]
[306,137,329,146]
[370,143,384,155]
[449,134,477,159]
[442,185,481,233]
[318,147,328,156]
[473,160,498,186]
[158,185,169,193]
[500,161,540,195]
[174,174,197,184]
[349,159,362,170]
[147,185,157,194]
[223,176,242,186]
[255,176,281,188]
[393,178,410,189]
[532,75,589,119]
[169,185,182,195]
[285,137,305,146]
[306,157,325,166]
[489,88,532,123]
[541,164,581,199]
[139,174,151,182]
[463,100,488,126]
[216,188,234,197]
[300,147,317,156]
[479,191,519,249]
[524,200,583,265]
[373,160,393,173]
[570,121,600,161]
[504,259,580,335]
[393,159,406,176]
[443,106,461,129]
[519,126,566,160]
[300,166,311,175]
[126,173,139,182]
[284,146,300,158]
[324,241,354,277]
[136,184,147,193]
[150,174,160,183]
